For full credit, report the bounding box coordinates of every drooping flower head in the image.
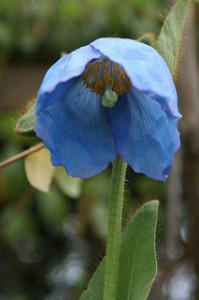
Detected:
[35,37,181,181]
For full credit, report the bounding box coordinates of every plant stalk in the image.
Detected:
[103,155,127,300]
[0,143,44,168]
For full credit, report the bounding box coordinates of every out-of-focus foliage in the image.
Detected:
[0,0,165,64]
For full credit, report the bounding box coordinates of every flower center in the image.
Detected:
[82,58,131,97]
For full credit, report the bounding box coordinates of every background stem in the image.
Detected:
[0,143,44,168]
[103,156,127,300]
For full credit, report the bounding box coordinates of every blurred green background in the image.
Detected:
[0,0,199,299]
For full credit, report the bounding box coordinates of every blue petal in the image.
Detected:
[35,78,117,178]
[91,37,181,118]
[37,45,101,113]
[107,89,180,181]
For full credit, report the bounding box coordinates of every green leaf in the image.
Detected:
[15,100,36,136]
[25,148,55,193]
[80,259,105,300]
[117,200,158,300]
[153,0,193,77]
[80,200,159,300]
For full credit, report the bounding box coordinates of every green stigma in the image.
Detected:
[101,86,118,108]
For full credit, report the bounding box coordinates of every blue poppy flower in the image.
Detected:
[35,37,181,181]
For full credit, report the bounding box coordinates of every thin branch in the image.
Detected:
[0,143,44,168]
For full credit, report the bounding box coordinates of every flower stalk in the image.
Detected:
[103,155,127,300]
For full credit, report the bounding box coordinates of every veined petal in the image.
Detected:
[90,37,181,118]
[107,89,180,181]
[37,45,101,113]
[35,78,117,178]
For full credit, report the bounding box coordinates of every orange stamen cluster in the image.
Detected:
[82,58,131,96]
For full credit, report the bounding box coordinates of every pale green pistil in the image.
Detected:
[101,86,118,107]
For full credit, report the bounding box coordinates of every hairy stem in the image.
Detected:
[103,155,127,300]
